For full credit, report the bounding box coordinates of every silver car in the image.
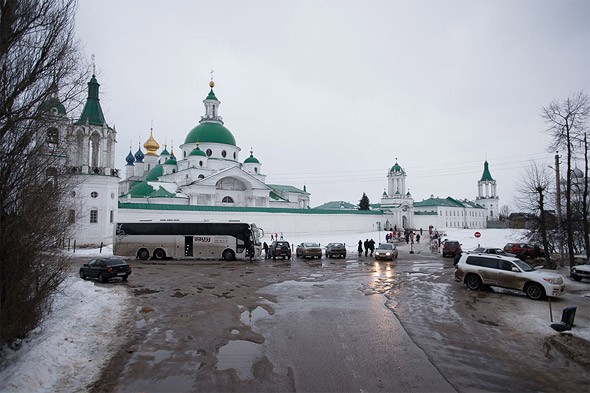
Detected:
[454,253,565,300]
[374,243,398,260]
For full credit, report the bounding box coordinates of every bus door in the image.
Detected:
[184,236,193,257]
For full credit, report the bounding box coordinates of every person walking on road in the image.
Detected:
[263,242,269,259]
[364,239,369,257]
[369,239,375,256]
[358,240,363,257]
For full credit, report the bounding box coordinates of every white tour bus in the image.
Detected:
[114,221,262,261]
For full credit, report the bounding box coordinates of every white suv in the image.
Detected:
[454,253,565,300]
[571,260,590,281]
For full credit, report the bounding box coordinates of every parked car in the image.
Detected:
[468,247,515,257]
[374,243,398,260]
[454,253,565,300]
[442,240,462,257]
[503,243,545,259]
[326,242,347,258]
[79,257,131,283]
[269,241,292,260]
[296,242,323,259]
[571,259,590,281]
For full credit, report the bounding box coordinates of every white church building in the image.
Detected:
[46,73,500,246]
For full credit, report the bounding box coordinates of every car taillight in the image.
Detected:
[106,267,113,273]
[128,265,132,271]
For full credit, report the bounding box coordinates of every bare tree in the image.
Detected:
[499,205,511,221]
[515,162,552,266]
[543,92,590,267]
[0,0,85,346]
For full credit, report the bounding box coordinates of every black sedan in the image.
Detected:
[79,257,132,283]
[326,242,347,258]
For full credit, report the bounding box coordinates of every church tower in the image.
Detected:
[67,72,119,246]
[476,160,499,220]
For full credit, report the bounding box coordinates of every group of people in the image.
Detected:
[358,239,375,257]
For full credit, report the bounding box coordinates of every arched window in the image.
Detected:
[198,174,205,179]
[221,150,227,158]
[254,167,258,174]
[222,196,234,203]
[206,149,212,157]
[46,167,58,188]
[199,161,203,167]
[47,128,59,145]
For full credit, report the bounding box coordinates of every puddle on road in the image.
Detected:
[147,349,172,367]
[216,340,262,380]
[240,306,269,325]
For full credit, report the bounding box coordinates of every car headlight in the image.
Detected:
[572,267,577,272]
[543,277,563,285]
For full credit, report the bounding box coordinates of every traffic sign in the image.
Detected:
[474,231,481,238]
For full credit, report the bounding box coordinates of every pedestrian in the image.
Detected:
[280,232,283,240]
[275,232,278,240]
[385,233,390,242]
[420,228,423,236]
[358,240,363,257]
[416,234,421,244]
[263,241,269,259]
[364,239,369,257]
[271,234,274,241]
[369,239,375,256]
[247,242,255,262]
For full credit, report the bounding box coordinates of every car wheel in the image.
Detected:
[122,275,128,282]
[138,249,150,261]
[465,274,482,291]
[154,248,166,260]
[525,283,545,300]
[98,274,106,283]
[79,271,86,280]
[571,274,582,281]
[272,255,276,260]
[222,249,235,261]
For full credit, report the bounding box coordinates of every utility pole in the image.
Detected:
[554,152,564,266]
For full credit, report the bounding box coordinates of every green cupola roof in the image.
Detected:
[189,145,207,157]
[39,83,66,116]
[128,181,155,197]
[75,75,106,126]
[244,150,260,164]
[390,161,403,173]
[480,161,494,181]
[206,88,217,100]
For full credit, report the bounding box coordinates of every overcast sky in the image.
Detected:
[75,0,590,210]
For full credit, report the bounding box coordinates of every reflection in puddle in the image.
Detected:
[216,340,261,380]
[240,306,269,325]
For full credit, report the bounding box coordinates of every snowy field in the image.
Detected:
[1,228,588,392]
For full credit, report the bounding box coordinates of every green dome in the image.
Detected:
[189,146,206,157]
[244,154,260,164]
[164,157,177,165]
[39,97,66,116]
[145,165,163,181]
[185,122,236,146]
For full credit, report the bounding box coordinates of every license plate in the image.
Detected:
[117,272,127,276]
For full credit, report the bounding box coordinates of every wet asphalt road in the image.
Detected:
[87,242,590,393]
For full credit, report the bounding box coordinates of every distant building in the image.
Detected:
[475,160,499,220]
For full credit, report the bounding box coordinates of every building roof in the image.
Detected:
[414,196,485,209]
[75,75,106,126]
[480,160,494,181]
[244,152,260,164]
[268,184,307,194]
[313,201,357,210]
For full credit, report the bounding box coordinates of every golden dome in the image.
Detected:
[143,128,160,156]
[209,80,215,88]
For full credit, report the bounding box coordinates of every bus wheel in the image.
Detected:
[223,249,235,261]
[138,249,150,261]
[154,248,166,260]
